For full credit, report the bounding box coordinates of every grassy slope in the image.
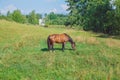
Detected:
[0,20,120,80]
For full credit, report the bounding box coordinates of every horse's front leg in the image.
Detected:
[62,42,65,51]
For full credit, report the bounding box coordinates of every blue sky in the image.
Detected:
[0,0,68,15]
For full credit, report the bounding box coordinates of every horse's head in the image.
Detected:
[71,42,76,50]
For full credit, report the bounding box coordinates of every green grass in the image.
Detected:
[0,20,120,80]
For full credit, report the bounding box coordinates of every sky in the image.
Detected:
[0,0,69,15]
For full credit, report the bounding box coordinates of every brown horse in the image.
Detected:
[47,33,76,51]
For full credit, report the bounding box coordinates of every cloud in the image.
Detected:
[46,0,57,2]
[49,8,57,13]
[61,4,69,11]
[0,4,17,14]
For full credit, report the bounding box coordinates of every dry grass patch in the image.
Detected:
[13,40,25,50]
[75,36,86,43]
[2,44,11,51]
[106,38,120,48]
[75,36,99,45]
[86,37,99,45]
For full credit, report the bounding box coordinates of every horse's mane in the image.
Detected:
[63,33,74,43]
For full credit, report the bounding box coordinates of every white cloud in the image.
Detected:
[49,8,57,13]
[0,4,17,14]
[46,0,57,2]
[61,4,69,11]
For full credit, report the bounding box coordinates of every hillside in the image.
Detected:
[0,20,120,80]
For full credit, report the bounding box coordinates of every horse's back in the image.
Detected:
[48,33,69,43]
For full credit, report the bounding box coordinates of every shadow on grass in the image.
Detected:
[41,48,48,51]
[41,48,73,52]
[96,34,110,38]
[96,34,120,40]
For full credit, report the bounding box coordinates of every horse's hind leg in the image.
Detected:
[51,43,54,52]
[48,43,52,51]
[48,46,50,51]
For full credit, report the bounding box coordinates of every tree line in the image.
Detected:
[0,10,67,25]
[45,12,67,25]
[0,10,42,24]
[65,0,120,35]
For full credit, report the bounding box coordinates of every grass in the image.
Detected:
[0,20,120,80]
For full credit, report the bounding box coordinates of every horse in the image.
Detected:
[47,33,76,51]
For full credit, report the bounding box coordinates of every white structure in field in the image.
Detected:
[39,19,45,26]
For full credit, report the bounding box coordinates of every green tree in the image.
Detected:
[28,10,38,24]
[66,0,120,35]
[65,0,79,26]
[113,0,120,34]
[7,11,12,21]
[36,13,42,20]
[45,12,67,25]
[12,9,26,23]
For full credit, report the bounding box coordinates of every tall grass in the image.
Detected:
[0,20,120,80]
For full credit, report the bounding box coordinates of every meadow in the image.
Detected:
[0,20,120,80]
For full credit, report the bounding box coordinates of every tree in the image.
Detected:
[12,9,26,23]
[65,0,79,26]
[36,13,42,20]
[28,10,38,24]
[45,12,67,25]
[66,0,120,35]
[7,11,12,21]
[106,0,120,35]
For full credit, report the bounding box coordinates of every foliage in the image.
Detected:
[45,12,67,25]
[108,0,120,35]
[0,10,66,25]
[28,11,38,24]
[12,10,27,23]
[0,10,42,25]
[6,11,13,21]
[66,0,120,35]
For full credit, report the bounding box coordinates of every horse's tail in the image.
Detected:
[47,36,50,51]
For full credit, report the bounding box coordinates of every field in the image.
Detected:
[0,20,120,80]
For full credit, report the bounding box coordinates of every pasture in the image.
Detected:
[0,20,120,80]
